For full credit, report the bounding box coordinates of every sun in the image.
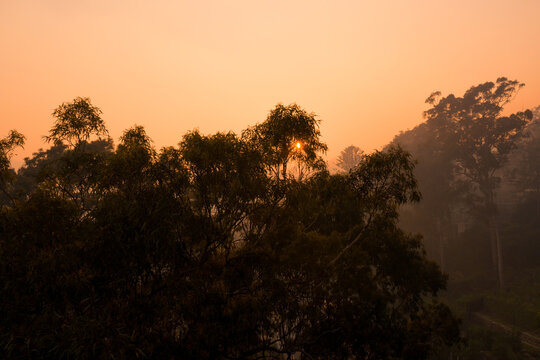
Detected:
[295,141,302,149]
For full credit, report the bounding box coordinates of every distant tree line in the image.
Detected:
[0,100,458,359]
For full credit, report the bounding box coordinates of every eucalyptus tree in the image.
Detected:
[243,103,327,181]
[267,145,458,359]
[424,77,532,288]
[45,96,108,149]
[40,97,112,211]
[336,145,363,172]
[0,130,25,204]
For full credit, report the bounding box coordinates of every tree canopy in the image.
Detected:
[0,130,25,204]
[336,145,363,172]
[0,100,459,359]
[394,78,533,288]
[45,97,108,148]
[243,103,327,181]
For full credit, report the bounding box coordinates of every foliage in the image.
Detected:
[243,103,327,181]
[0,99,459,359]
[395,78,533,288]
[45,97,108,148]
[0,130,25,204]
[506,106,540,220]
[423,78,532,212]
[0,130,25,158]
[336,145,363,172]
[390,83,540,359]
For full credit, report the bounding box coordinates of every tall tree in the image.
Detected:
[39,97,113,210]
[45,97,108,149]
[243,103,327,181]
[336,145,363,172]
[424,77,532,288]
[0,130,25,205]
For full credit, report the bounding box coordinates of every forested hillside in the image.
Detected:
[391,78,540,359]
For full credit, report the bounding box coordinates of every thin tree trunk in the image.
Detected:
[487,187,504,289]
[488,214,504,289]
[489,219,498,276]
[494,220,504,289]
[437,217,445,272]
[536,185,540,220]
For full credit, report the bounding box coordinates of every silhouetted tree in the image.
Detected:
[243,103,327,181]
[45,97,108,149]
[0,130,25,205]
[36,98,113,210]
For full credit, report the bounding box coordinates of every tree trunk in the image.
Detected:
[489,219,498,274]
[489,216,504,289]
[535,183,540,220]
[495,221,504,289]
[487,188,504,289]
[437,217,445,272]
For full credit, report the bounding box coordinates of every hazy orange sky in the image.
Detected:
[2,0,540,167]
